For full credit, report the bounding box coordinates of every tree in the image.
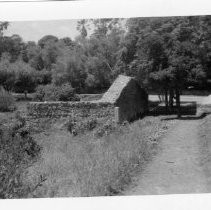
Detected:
[41,41,60,71]
[0,53,15,91]
[0,21,9,36]
[0,17,209,105]
[0,34,24,62]
[38,35,58,49]
[77,19,88,38]
[52,47,87,92]
[38,36,67,71]
[117,16,208,117]
[75,18,125,91]
[22,41,44,70]
[10,61,37,93]
[60,37,75,48]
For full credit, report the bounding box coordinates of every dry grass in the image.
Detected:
[0,88,16,112]
[199,114,211,190]
[27,116,175,197]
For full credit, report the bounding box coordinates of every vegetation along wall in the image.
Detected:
[27,101,115,120]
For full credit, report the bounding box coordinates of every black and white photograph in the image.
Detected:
[0,0,211,209]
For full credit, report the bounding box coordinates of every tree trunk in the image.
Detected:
[175,88,181,118]
[158,94,162,102]
[164,89,169,114]
[169,88,174,113]
[24,90,28,99]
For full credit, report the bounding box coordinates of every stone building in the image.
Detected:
[100,75,148,122]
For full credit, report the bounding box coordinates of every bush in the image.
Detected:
[34,83,80,102]
[0,58,51,94]
[34,70,52,86]
[13,67,37,93]
[0,87,16,112]
[67,117,119,137]
[0,56,16,91]
[93,119,118,138]
[0,113,42,198]
[67,117,98,136]
[58,83,79,101]
[33,85,46,101]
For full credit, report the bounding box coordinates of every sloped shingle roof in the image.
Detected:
[100,75,133,104]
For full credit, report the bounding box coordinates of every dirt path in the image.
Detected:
[124,118,210,195]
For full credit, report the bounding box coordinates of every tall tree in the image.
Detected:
[118,16,208,117]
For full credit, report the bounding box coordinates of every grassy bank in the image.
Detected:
[0,113,41,198]
[1,98,176,198]
[27,116,175,197]
[199,114,211,189]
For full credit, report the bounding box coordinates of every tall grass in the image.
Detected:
[0,87,16,112]
[199,114,211,188]
[29,116,172,197]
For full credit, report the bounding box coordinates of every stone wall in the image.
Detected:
[27,75,149,124]
[27,101,115,121]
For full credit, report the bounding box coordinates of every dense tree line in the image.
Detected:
[0,16,210,115]
[117,16,211,116]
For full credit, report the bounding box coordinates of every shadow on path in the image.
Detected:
[148,101,208,121]
[161,113,207,121]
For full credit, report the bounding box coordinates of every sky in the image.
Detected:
[4,19,80,42]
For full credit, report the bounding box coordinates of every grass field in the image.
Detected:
[25,115,176,197]
[199,114,211,185]
[1,98,206,198]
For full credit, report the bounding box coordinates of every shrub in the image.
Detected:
[0,56,16,91]
[66,117,77,134]
[94,119,117,138]
[34,83,80,102]
[34,70,52,86]
[0,68,15,91]
[0,58,51,94]
[58,83,79,101]
[33,85,46,101]
[10,61,36,93]
[0,113,42,198]
[0,87,16,112]
[67,117,97,136]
